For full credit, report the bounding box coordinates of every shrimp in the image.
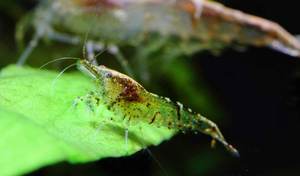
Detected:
[17,0,300,68]
[77,59,239,156]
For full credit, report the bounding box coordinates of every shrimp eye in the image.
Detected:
[104,72,112,78]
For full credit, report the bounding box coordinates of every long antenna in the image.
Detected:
[145,148,169,176]
[39,57,80,69]
[82,3,102,64]
[82,28,90,61]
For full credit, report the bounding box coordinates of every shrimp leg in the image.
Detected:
[47,30,81,45]
[17,33,40,66]
[17,29,80,65]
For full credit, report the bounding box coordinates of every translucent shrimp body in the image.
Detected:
[33,0,300,56]
[78,59,239,156]
[18,0,300,66]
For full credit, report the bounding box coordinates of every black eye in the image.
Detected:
[104,72,112,78]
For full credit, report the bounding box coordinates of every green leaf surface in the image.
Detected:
[0,65,176,176]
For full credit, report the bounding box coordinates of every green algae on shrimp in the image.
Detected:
[77,59,239,156]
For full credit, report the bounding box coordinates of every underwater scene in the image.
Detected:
[0,0,299,176]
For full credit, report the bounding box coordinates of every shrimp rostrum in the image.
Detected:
[77,59,239,156]
[17,0,300,66]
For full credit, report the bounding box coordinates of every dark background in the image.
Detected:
[0,0,299,175]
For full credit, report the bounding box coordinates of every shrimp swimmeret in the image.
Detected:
[17,0,300,67]
[76,59,239,156]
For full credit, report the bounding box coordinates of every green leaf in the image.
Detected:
[0,65,176,176]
